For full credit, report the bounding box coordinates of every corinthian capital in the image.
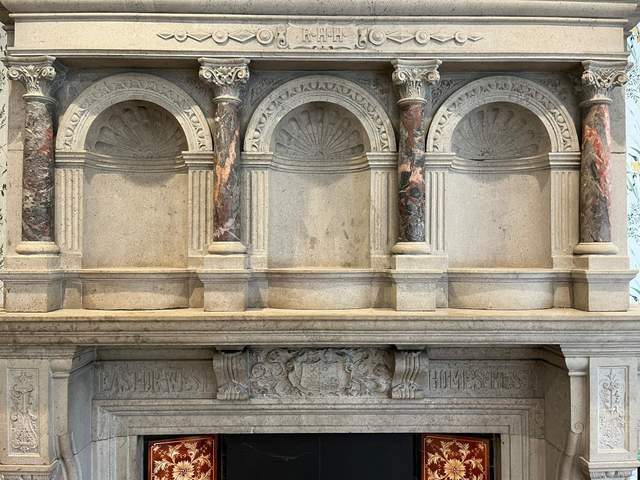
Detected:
[391,59,441,107]
[6,55,64,102]
[198,57,250,104]
[578,60,629,106]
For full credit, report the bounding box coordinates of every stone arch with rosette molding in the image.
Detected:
[244,75,397,153]
[426,75,579,154]
[56,73,212,152]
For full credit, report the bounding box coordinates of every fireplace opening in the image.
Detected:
[145,433,498,480]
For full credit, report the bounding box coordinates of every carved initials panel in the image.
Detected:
[8,368,39,455]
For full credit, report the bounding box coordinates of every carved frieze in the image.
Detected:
[8,368,39,455]
[249,348,393,398]
[158,25,482,51]
[597,367,627,450]
[94,361,215,400]
[426,361,540,398]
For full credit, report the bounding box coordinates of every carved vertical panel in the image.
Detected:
[426,169,446,254]
[597,366,627,451]
[187,167,214,255]
[551,168,579,258]
[7,368,39,456]
[55,165,83,253]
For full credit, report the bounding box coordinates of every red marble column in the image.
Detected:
[391,59,441,254]
[574,60,628,255]
[199,58,250,252]
[7,56,63,254]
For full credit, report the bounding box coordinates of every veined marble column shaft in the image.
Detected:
[199,58,250,252]
[7,56,63,254]
[574,60,628,255]
[391,59,441,254]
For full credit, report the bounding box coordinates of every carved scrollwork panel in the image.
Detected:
[8,368,40,456]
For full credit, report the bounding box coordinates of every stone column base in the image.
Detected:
[199,252,249,311]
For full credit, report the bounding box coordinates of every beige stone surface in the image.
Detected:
[1,1,639,478]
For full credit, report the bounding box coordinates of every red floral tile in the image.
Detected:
[149,436,217,480]
[421,434,490,480]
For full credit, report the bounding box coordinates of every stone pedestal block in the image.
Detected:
[200,252,249,312]
[572,255,636,312]
[3,254,63,312]
[391,271,440,311]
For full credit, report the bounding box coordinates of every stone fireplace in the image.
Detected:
[0,1,640,479]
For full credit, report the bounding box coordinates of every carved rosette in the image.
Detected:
[199,58,250,104]
[199,58,251,244]
[391,59,441,245]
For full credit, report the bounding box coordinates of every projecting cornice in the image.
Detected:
[1,0,638,18]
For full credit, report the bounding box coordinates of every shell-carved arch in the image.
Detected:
[56,73,213,152]
[244,75,397,153]
[426,75,579,154]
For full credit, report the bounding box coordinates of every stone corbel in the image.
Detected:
[391,348,428,399]
[212,348,250,400]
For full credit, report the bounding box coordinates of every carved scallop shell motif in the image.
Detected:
[452,102,551,161]
[274,102,366,160]
[88,101,188,158]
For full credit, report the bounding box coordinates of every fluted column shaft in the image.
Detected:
[575,60,628,255]
[391,59,441,253]
[7,56,63,253]
[199,58,250,250]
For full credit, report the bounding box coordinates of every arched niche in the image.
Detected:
[425,75,580,270]
[426,75,579,154]
[55,73,213,271]
[82,100,190,268]
[244,75,396,154]
[57,73,212,153]
[243,76,397,271]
